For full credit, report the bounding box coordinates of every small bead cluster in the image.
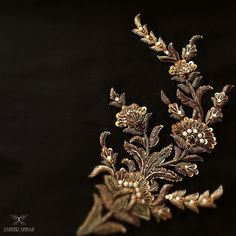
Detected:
[165,193,211,207]
[118,179,145,204]
[181,128,211,146]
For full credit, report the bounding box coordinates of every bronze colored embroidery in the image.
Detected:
[76,14,234,236]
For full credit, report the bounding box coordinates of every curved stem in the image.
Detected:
[185,80,203,120]
[141,131,150,175]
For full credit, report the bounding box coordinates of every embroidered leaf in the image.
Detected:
[173,146,182,160]
[183,154,203,162]
[113,211,140,227]
[196,85,213,101]
[123,127,143,136]
[167,42,180,61]
[172,134,188,149]
[146,144,173,175]
[147,167,182,182]
[124,141,145,170]
[178,84,191,94]
[211,185,223,200]
[121,158,136,172]
[188,71,201,82]
[149,179,159,192]
[189,146,211,154]
[94,222,126,235]
[112,195,131,211]
[109,101,121,108]
[157,55,176,63]
[134,13,142,28]
[104,175,118,193]
[184,201,199,213]
[171,76,186,83]
[151,205,172,222]
[144,112,152,131]
[192,76,203,88]
[89,165,114,178]
[152,184,173,205]
[100,131,111,147]
[222,84,235,93]
[149,125,163,148]
[160,90,171,105]
[131,204,150,220]
[130,136,146,147]
[96,184,114,210]
[77,194,102,236]
[176,89,198,110]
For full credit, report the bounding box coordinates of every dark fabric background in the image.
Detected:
[0,1,235,236]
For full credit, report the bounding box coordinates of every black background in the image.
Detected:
[0,1,235,236]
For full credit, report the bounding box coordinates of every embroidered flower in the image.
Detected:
[205,107,223,125]
[115,170,156,205]
[169,60,197,78]
[168,103,185,118]
[212,92,228,108]
[172,117,216,149]
[100,147,117,166]
[115,103,147,130]
[175,162,199,177]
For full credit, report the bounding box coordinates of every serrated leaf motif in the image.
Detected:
[130,136,146,147]
[146,167,182,182]
[104,175,118,193]
[176,89,198,111]
[145,144,173,176]
[124,141,145,170]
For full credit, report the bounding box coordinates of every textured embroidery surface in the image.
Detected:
[77,14,234,236]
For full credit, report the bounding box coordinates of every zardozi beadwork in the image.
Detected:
[77,14,234,236]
